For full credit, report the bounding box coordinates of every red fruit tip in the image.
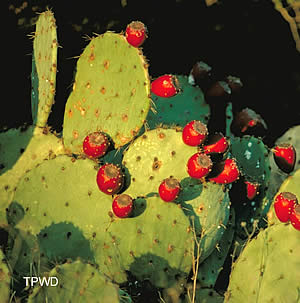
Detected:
[112,194,133,218]
[159,177,181,202]
[125,21,147,47]
[274,191,298,223]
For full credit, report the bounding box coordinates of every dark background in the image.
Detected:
[4,0,300,146]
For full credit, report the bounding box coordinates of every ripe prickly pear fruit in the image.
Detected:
[158,177,181,202]
[151,74,180,98]
[112,194,133,218]
[290,203,300,231]
[209,158,239,184]
[245,180,259,200]
[274,192,297,223]
[273,143,296,174]
[83,132,110,158]
[203,132,228,154]
[187,153,212,179]
[96,163,124,195]
[125,21,147,47]
[182,120,208,146]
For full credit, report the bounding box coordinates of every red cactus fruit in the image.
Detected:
[83,132,110,158]
[182,120,208,146]
[189,61,212,88]
[290,203,300,231]
[274,192,297,223]
[245,181,259,200]
[187,153,213,179]
[273,143,296,174]
[125,21,147,47]
[159,177,181,202]
[112,194,133,218]
[96,163,124,195]
[209,158,240,184]
[151,74,180,98]
[203,132,228,154]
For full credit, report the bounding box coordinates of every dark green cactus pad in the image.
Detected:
[31,10,58,127]
[12,155,127,282]
[63,32,151,153]
[146,75,210,129]
[229,135,272,237]
[230,135,270,184]
[225,223,300,303]
[197,208,235,288]
[122,128,198,198]
[0,126,64,226]
[178,178,231,263]
[102,195,194,289]
[268,167,300,226]
[0,249,11,302]
[27,260,124,303]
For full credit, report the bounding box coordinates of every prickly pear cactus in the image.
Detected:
[62,32,151,153]
[178,179,231,263]
[31,9,58,127]
[197,208,235,288]
[102,195,194,289]
[122,127,197,197]
[225,223,300,303]
[268,167,300,226]
[0,126,64,226]
[229,135,272,236]
[146,75,210,130]
[0,249,11,302]
[184,288,224,303]
[27,260,127,303]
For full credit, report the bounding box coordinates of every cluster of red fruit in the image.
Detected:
[274,192,300,231]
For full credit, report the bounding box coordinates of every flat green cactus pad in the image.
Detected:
[178,179,231,263]
[122,128,197,198]
[103,195,194,289]
[31,10,58,127]
[11,155,128,282]
[63,32,151,153]
[184,288,224,303]
[197,208,235,287]
[27,260,122,303]
[0,126,64,226]
[225,223,300,303]
[146,75,210,129]
[0,249,11,302]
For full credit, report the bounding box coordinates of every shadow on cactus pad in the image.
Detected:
[129,252,187,290]
[37,222,95,264]
[6,201,25,226]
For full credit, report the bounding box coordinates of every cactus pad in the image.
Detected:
[146,75,210,130]
[122,128,197,198]
[102,195,194,289]
[27,260,123,303]
[31,10,58,127]
[225,223,300,303]
[63,32,151,153]
[0,126,64,226]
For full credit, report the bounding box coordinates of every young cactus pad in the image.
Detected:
[146,75,210,130]
[0,126,64,226]
[0,249,10,302]
[27,260,123,303]
[31,10,58,127]
[122,128,198,198]
[225,223,300,303]
[63,32,151,153]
